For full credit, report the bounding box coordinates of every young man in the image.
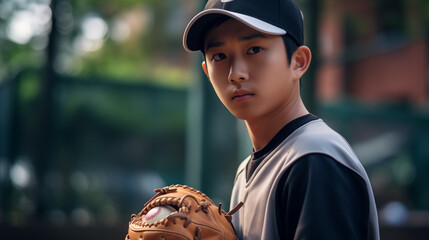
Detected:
[183,0,379,239]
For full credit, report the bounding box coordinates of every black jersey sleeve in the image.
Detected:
[275,153,370,240]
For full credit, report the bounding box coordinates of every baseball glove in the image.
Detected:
[125,184,243,240]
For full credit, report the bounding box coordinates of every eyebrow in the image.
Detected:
[205,33,267,52]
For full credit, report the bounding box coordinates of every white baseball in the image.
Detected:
[144,206,176,223]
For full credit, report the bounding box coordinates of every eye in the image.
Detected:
[247,46,262,55]
[212,53,227,62]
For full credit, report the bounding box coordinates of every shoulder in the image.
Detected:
[273,119,376,192]
[291,119,350,150]
[284,119,363,172]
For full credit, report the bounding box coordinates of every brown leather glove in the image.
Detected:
[125,184,242,240]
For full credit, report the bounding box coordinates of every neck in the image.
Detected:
[245,98,308,152]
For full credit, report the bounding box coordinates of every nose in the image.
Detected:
[228,57,249,84]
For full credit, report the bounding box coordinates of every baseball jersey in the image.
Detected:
[230,114,379,240]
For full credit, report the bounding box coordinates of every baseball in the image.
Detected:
[144,206,176,223]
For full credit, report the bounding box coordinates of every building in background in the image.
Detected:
[314,0,429,228]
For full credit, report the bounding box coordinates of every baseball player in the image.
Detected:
[183,0,380,239]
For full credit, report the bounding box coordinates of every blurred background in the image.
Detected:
[0,0,427,239]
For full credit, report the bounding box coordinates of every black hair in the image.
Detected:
[282,35,303,87]
[281,35,300,65]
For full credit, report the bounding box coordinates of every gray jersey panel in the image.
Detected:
[230,119,379,240]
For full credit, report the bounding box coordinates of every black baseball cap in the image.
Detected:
[183,0,304,52]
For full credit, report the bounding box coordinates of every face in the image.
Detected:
[203,18,301,121]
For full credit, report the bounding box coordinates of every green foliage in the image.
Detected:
[0,0,193,225]
[0,0,194,86]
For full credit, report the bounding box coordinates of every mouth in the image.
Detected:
[232,93,255,102]
[232,91,254,102]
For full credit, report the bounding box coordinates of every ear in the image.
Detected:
[202,61,208,76]
[291,46,311,80]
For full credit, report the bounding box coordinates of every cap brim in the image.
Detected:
[183,9,286,52]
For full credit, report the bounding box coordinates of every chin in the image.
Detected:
[227,106,259,120]
[230,111,253,121]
